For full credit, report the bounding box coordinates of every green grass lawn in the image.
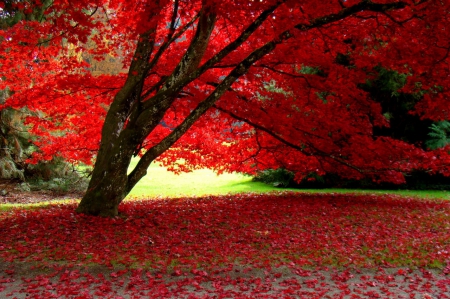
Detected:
[126,162,278,199]
[126,161,450,200]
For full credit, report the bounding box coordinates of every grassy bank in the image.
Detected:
[126,162,278,199]
[126,162,450,200]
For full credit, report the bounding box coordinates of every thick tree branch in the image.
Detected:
[139,0,286,111]
[126,9,217,146]
[143,12,200,84]
[128,12,200,122]
[139,8,216,115]
[161,8,217,89]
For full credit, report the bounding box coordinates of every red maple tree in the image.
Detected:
[1,0,449,216]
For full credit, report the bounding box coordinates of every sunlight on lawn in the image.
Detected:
[125,161,450,200]
[126,162,278,199]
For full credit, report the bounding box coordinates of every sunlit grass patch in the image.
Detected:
[127,161,450,200]
[125,162,279,199]
[0,199,78,212]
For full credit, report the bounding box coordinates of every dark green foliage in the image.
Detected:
[300,172,326,188]
[0,0,52,28]
[362,67,449,153]
[253,169,450,190]
[360,67,432,147]
[403,171,450,190]
[372,67,408,96]
[25,158,89,193]
[321,172,450,190]
[335,52,352,67]
[426,121,450,150]
[253,169,328,188]
[297,65,326,77]
[252,168,295,187]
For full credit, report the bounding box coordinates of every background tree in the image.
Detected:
[0,1,48,183]
[0,0,89,192]
[0,90,27,181]
[1,0,450,216]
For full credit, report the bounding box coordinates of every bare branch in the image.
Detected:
[169,0,180,33]
[294,1,407,32]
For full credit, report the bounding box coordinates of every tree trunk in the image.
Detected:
[75,171,127,217]
[75,136,136,217]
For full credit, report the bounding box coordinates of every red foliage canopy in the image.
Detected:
[1,0,450,184]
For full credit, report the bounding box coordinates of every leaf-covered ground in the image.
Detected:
[1,193,450,298]
[0,179,82,205]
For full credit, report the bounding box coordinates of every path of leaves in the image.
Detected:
[1,193,450,298]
